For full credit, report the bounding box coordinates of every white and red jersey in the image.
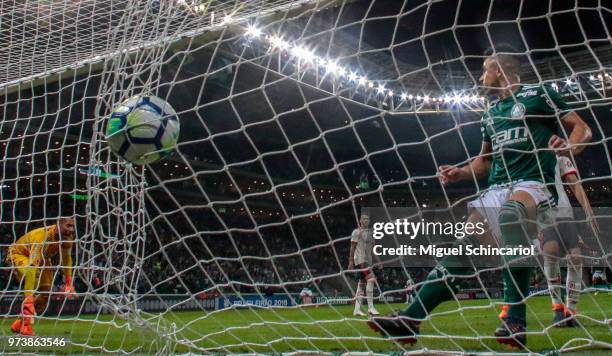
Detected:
[554,155,577,218]
[351,227,373,266]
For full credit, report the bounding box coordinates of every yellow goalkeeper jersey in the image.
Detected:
[7,225,72,274]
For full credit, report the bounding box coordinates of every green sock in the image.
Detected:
[503,267,531,319]
[498,200,533,322]
[401,236,478,320]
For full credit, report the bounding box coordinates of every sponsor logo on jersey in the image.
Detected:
[516,89,537,98]
[492,126,529,149]
[511,103,526,118]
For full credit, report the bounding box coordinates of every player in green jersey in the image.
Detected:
[368,45,592,349]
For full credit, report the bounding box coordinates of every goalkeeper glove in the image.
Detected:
[63,276,76,299]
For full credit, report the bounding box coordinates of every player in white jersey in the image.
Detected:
[539,155,598,326]
[300,287,313,305]
[348,213,380,316]
[405,278,415,304]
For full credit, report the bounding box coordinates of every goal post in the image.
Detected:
[1,0,611,354]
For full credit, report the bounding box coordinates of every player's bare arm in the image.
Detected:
[549,112,592,155]
[348,241,357,270]
[564,172,600,235]
[348,225,359,270]
[439,142,492,185]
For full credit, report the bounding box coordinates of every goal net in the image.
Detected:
[1,0,611,354]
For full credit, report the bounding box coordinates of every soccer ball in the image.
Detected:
[106,95,180,165]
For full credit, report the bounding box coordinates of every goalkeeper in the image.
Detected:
[368,45,592,349]
[6,217,77,336]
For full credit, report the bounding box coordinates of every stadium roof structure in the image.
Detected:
[2,0,610,97]
[0,0,333,88]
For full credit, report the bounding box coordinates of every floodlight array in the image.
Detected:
[240,25,611,110]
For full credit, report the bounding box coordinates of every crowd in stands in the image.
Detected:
[0,161,610,300]
[2,205,609,302]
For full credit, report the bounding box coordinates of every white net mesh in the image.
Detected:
[1,0,611,354]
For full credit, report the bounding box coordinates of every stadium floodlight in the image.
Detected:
[376,85,385,94]
[246,25,262,37]
[400,93,407,100]
[291,46,315,62]
[325,61,341,75]
[387,90,394,97]
[416,95,422,101]
[408,94,414,100]
[268,35,289,50]
[232,21,497,105]
[565,78,572,85]
[589,75,596,81]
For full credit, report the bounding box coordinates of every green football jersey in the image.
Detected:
[480,84,569,186]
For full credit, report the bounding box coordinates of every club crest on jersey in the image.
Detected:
[511,103,526,119]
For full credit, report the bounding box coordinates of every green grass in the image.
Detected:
[1,293,611,354]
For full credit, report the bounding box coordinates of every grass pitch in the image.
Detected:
[1,293,610,354]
